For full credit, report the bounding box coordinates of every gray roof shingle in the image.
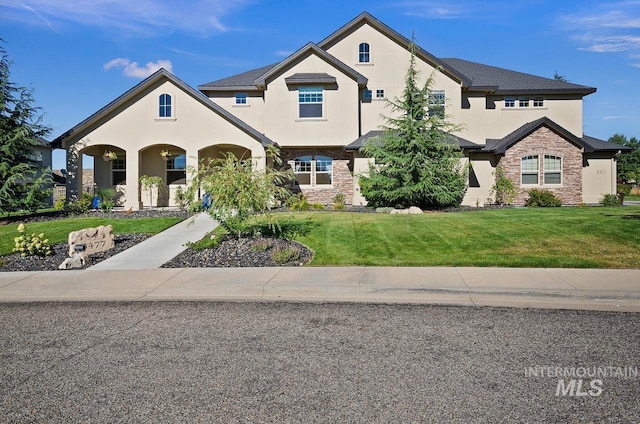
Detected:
[441,58,596,94]
[199,63,278,91]
[345,130,480,151]
[284,73,337,85]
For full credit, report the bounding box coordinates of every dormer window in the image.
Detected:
[159,93,172,117]
[359,42,370,63]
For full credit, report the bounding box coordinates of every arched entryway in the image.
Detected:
[139,144,187,208]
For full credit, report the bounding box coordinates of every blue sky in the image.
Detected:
[1,0,639,170]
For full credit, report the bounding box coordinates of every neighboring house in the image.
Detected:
[27,137,54,207]
[52,12,629,209]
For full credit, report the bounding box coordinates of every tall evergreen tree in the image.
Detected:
[358,40,467,209]
[0,42,52,213]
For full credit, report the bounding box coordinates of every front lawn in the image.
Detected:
[276,207,640,268]
[0,217,183,256]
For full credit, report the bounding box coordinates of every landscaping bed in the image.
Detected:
[163,235,313,268]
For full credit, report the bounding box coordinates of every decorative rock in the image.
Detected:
[409,206,423,214]
[58,253,86,270]
[390,209,409,214]
[68,225,115,257]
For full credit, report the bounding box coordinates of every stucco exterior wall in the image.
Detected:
[582,154,617,204]
[463,154,497,206]
[67,79,266,209]
[325,23,462,136]
[499,127,583,205]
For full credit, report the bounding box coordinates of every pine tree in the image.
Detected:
[358,40,467,209]
[0,42,52,214]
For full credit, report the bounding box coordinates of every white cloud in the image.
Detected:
[559,1,640,66]
[0,0,253,36]
[104,58,173,78]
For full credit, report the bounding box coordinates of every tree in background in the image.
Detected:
[359,40,467,209]
[0,42,52,213]
[609,133,640,184]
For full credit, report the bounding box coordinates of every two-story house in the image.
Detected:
[52,12,628,209]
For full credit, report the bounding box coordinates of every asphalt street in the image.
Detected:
[1,302,639,423]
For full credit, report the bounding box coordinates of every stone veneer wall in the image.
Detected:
[280,148,354,205]
[499,127,583,205]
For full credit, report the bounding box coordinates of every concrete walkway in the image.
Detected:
[88,212,218,270]
[1,267,639,312]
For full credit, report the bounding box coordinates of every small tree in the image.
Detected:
[358,39,467,209]
[0,42,52,214]
[188,146,293,236]
[490,167,517,205]
[139,175,163,209]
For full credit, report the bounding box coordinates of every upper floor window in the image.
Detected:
[298,87,323,118]
[428,89,446,118]
[359,42,370,63]
[235,93,247,105]
[533,96,544,107]
[519,96,530,107]
[505,97,516,108]
[521,155,539,185]
[376,89,385,99]
[159,93,172,117]
[543,155,562,184]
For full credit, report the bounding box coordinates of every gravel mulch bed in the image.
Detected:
[163,236,313,268]
[0,233,152,272]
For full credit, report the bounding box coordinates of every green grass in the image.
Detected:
[266,206,640,268]
[0,217,183,256]
[0,208,57,219]
[625,195,640,201]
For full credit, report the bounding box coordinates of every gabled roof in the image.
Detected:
[199,43,367,92]
[441,58,596,95]
[477,117,628,154]
[52,69,274,149]
[480,117,587,154]
[344,129,480,151]
[254,43,367,89]
[318,12,471,87]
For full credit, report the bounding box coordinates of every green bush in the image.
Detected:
[96,188,117,212]
[65,192,92,214]
[174,186,191,211]
[271,245,301,264]
[332,193,346,210]
[287,193,310,211]
[53,198,66,210]
[311,202,325,210]
[525,189,562,207]
[600,193,622,206]
[12,223,51,257]
[490,167,518,205]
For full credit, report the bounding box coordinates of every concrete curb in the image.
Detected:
[0,267,638,312]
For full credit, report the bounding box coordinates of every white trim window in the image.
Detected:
[376,89,385,99]
[518,96,530,107]
[159,93,172,117]
[533,96,544,107]
[298,87,323,118]
[543,155,562,184]
[521,155,539,185]
[293,155,333,186]
[234,93,247,105]
[505,97,516,108]
[166,154,186,185]
[359,42,370,63]
[428,89,446,117]
[112,157,126,186]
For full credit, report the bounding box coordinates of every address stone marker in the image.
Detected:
[68,225,115,257]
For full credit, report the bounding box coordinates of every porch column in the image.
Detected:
[251,145,266,171]
[123,148,141,210]
[185,149,199,188]
[65,145,82,203]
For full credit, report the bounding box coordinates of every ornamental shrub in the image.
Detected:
[525,189,561,207]
[600,193,622,207]
[13,223,52,257]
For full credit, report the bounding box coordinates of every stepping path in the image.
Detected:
[89,212,218,270]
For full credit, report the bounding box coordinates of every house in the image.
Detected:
[52,12,629,209]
